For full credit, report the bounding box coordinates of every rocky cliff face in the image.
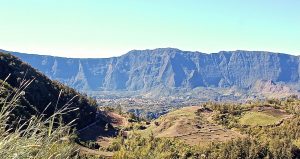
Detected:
[252,80,300,98]
[9,48,300,94]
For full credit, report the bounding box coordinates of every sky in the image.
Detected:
[0,0,299,58]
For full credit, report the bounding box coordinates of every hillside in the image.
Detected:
[0,52,98,129]
[141,106,243,146]
[7,48,300,100]
[104,99,300,158]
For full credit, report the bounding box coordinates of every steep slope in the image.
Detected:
[252,80,300,98]
[0,52,98,129]
[7,48,300,96]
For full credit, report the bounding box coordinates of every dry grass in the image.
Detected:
[0,78,79,158]
[239,107,292,126]
[239,112,280,126]
[141,106,242,146]
[293,139,300,148]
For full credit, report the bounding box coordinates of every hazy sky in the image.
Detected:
[0,0,299,57]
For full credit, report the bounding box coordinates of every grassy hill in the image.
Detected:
[240,112,281,126]
[141,106,242,146]
[97,99,300,158]
[0,52,98,129]
[239,106,292,126]
[0,52,124,158]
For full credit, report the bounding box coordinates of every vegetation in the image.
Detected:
[1,52,300,158]
[0,52,98,130]
[110,133,194,159]
[0,78,79,158]
[239,111,282,126]
[205,98,300,158]
[103,98,300,159]
[294,139,300,149]
[0,52,113,158]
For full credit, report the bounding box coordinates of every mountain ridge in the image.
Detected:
[4,48,300,100]
[2,48,297,59]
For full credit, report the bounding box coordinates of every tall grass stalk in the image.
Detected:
[0,78,79,158]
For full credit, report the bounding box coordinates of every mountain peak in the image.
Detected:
[129,47,182,52]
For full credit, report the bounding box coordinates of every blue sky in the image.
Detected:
[0,0,299,57]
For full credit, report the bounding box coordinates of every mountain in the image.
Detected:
[252,80,300,98]
[6,48,300,99]
[0,52,99,129]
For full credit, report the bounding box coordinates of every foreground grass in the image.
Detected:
[0,80,78,158]
[239,112,281,126]
[109,133,193,159]
[294,139,300,149]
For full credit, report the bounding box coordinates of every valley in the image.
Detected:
[1,51,300,158]
[8,48,300,119]
[1,0,300,158]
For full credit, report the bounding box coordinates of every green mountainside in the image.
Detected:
[0,52,97,129]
